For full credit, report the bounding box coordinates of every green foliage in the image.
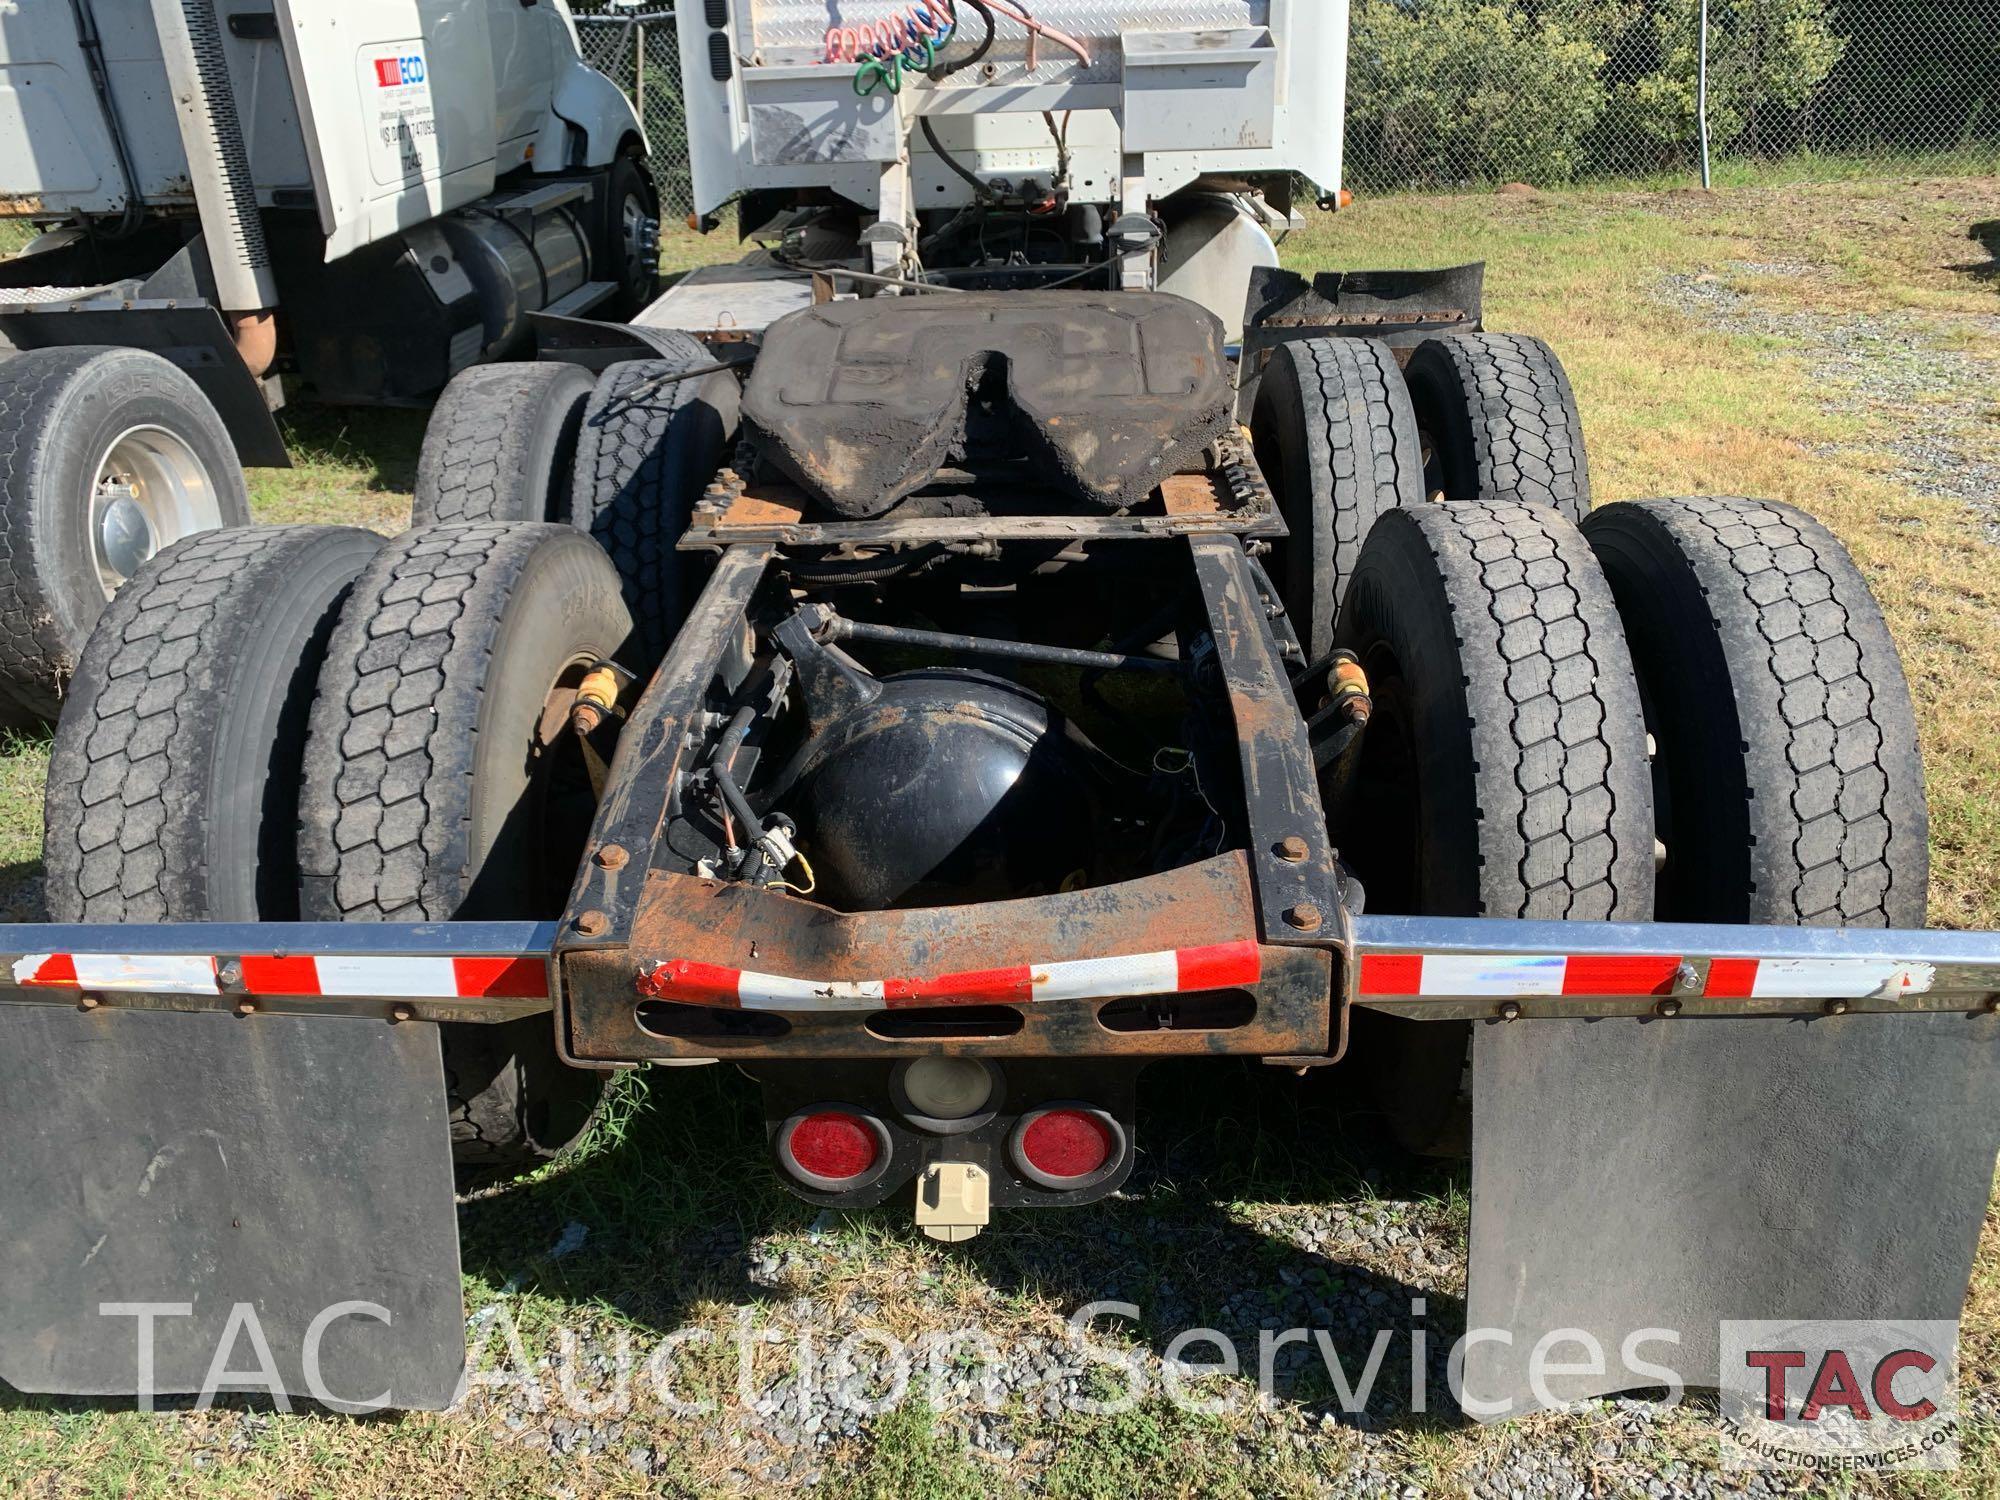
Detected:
[1349,0,1608,186]
[1346,0,1852,187]
[1620,0,1848,152]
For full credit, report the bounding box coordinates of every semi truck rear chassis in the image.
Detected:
[4,280,1998,1418]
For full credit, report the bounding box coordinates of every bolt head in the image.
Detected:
[594,844,630,871]
[1498,1000,1522,1021]
[77,993,101,1012]
[234,998,259,1017]
[1656,998,1683,1018]
[575,910,611,936]
[1282,902,1322,933]
[1825,997,1852,1016]
[390,1003,415,1023]
[1275,835,1309,864]
[218,961,243,987]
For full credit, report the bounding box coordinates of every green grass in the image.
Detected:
[3,174,1999,1496]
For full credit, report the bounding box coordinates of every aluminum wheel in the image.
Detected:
[619,190,658,286]
[89,424,224,597]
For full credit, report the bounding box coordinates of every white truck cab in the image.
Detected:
[0,0,652,717]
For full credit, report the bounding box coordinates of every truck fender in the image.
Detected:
[535,53,646,170]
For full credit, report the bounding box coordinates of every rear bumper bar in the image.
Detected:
[0,912,1993,1040]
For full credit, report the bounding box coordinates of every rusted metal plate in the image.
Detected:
[722,490,807,527]
[682,436,1286,550]
[683,508,1287,548]
[1187,537,1344,942]
[562,853,1334,1062]
[1160,471,1229,517]
[741,293,1235,517]
[611,947,1329,1062]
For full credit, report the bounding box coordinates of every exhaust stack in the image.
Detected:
[150,0,280,363]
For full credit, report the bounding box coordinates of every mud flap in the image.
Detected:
[1462,1013,2000,1417]
[0,1008,465,1411]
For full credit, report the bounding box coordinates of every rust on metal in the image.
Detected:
[568,662,627,737]
[1266,309,1463,328]
[562,852,1336,1063]
[1159,471,1228,517]
[1329,655,1372,724]
[723,488,809,528]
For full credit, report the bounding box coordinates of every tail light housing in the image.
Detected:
[777,1106,892,1192]
[1009,1104,1125,1191]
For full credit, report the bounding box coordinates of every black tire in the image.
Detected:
[1404,333,1591,521]
[570,353,739,662]
[1335,501,1654,1152]
[1250,337,1424,659]
[1583,497,1927,927]
[602,150,662,319]
[299,522,637,1165]
[0,346,251,718]
[44,525,384,923]
[411,362,596,528]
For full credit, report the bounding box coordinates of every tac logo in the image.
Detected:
[373,54,427,88]
[1719,1320,1960,1472]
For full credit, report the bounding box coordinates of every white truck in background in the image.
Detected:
[0,0,655,719]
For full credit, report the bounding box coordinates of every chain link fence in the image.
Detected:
[1342,0,1998,192]
[571,2,1997,206]
[572,8,694,216]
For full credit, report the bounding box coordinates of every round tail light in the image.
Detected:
[1009,1105,1125,1191]
[777,1107,891,1192]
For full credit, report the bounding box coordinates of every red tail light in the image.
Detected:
[1010,1105,1124,1190]
[777,1107,890,1191]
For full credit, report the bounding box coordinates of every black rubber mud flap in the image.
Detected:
[0,1008,465,1411]
[1461,1013,2000,1418]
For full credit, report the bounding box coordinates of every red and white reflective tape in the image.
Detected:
[1357,952,1937,1001]
[10,952,549,1001]
[639,939,1263,1012]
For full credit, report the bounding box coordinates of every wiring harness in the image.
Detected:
[825,0,1092,97]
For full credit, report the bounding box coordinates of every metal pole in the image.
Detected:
[632,17,646,123]
[1697,0,1713,189]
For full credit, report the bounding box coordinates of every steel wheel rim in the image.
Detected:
[90,425,222,596]
[620,191,655,284]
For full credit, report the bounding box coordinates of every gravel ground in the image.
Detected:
[421,1092,1856,1500]
[1656,263,2000,537]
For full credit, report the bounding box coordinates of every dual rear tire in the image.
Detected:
[410,334,739,667]
[1334,494,1928,1152]
[47,521,639,1168]
[1251,330,1590,659]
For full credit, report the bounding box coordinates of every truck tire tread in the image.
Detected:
[1584,496,1927,927]
[45,524,383,923]
[570,350,738,662]
[412,363,596,528]
[1405,332,1591,520]
[1252,336,1423,657]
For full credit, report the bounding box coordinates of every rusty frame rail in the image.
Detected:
[563,853,1334,1063]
